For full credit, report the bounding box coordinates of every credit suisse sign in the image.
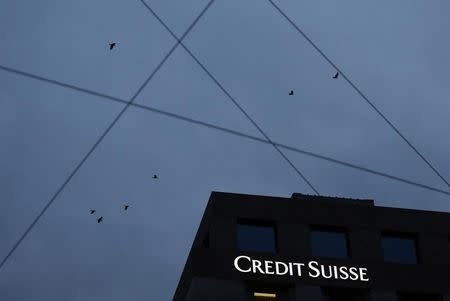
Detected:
[233,255,369,282]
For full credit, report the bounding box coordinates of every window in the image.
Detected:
[237,221,276,253]
[202,232,209,248]
[397,292,442,301]
[253,292,277,300]
[382,233,418,264]
[310,227,349,259]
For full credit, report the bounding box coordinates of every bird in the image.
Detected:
[333,72,339,79]
[124,204,129,211]
[89,209,96,215]
[153,174,158,179]
[97,216,103,223]
[288,90,294,96]
[109,42,116,50]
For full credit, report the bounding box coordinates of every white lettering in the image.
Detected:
[288,262,294,276]
[349,267,359,281]
[338,266,349,280]
[275,261,288,275]
[292,263,305,276]
[332,266,339,279]
[359,268,369,282]
[264,261,274,275]
[320,265,333,279]
[308,261,321,278]
[233,256,369,282]
[252,260,265,274]
[234,256,251,273]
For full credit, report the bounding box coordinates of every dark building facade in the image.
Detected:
[173,192,450,301]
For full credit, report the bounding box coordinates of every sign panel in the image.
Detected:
[233,255,369,282]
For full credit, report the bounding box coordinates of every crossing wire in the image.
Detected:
[266,0,450,189]
[1,0,449,272]
[1,64,450,197]
[139,0,320,195]
[0,0,215,272]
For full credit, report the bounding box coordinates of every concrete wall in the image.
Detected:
[370,291,397,301]
[294,284,324,301]
[184,277,248,301]
[183,278,448,301]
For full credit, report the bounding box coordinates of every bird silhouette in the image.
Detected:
[124,204,129,211]
[109,42,116,50]
[97,216,103,223]
[289,90,294,95]
[89,209,96,215]
[153,174,158,179]
[333,72,339,79]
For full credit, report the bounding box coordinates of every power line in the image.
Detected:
[141,0,381,280]
[1,65,449,197]
[0,0,215,272]
[266,0,450,190]
[0,64,124,104]
[139,0,319,195]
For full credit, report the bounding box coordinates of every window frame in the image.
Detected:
[309,225,351,259]
[381,231,420,264]
[236,219,278,254]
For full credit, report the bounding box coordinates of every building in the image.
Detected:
[173,192,450,301]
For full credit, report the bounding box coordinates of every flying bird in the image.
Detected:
[89,209,96,215]
[109,42,116,50]
[97,216,103,223]
[153,174,158,179]
[124,204,129,211]
[333,72,339,79]
[288,90,294,96]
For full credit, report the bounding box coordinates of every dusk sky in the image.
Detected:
[1,0,450,300]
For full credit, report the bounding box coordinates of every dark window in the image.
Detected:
[202,232,209,248]
[310,227,349,259]
[382,233,418,264]
[397,292,442,301]
[237,221,276,253]
[323,288,367,301]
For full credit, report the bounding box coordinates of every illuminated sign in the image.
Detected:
[233,255,369,282]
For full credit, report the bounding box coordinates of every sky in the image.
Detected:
[1,0,450,300]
